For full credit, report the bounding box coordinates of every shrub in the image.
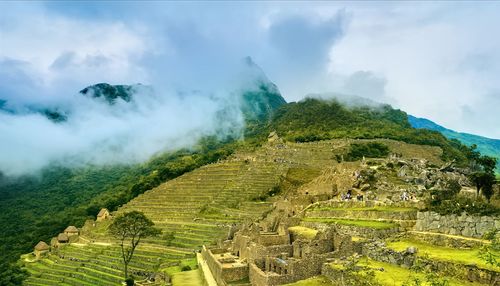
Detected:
[162,231,175,246]
[345,142,390,161]
[125,277,134,286]
[181,265,192,271]
[426,196,500,216]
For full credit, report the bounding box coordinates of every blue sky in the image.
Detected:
[1,2,500,174]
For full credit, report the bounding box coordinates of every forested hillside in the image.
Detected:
[0,76,286,285]
[0,137,240,284]
[0,95,481,285]
[270,98,472,165]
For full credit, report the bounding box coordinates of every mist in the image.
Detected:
[2,2,500,176]
[0,80,252,176]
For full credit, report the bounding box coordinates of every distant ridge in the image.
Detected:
[408,115,500,172]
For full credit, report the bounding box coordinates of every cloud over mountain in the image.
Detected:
[1,1,499,175]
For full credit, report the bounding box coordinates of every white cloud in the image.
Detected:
[327,3,500,138]
[0,4,149,90]
[1,2,500,176]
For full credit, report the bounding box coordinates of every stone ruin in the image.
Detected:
[201,219,359,286]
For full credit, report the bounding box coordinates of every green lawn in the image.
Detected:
[161,258,198,276]
[312,206,417,213]
[358,258,485,286]
[288,226,318,240]
[303,217,398,229]
[283,276,336,286]
[172,269,204,286]
[386,239,500,272]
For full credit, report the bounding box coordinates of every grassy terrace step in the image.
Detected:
[404,231,492,250]
[310,206,417,213]
[386,239,500,272]
[24,261,119,286]
[24,148,292,285]
[171,269,204,286]
[283,276,335,286]
[23,240,193,286]
[302,217,399,229]
[306,206,417,219]
[357,258,485,286]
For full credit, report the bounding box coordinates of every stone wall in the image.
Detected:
[420,257,498,285]
[249,253,335,286]
[361,241,498,285]
[306,209,417,221]
[257,233,289,246]
[321,263,364,286]
[407,231,486,248]
[362,242,416,268]
[415,211,500,238]
[301,221,398,239]
[201,246,248,285]
[249,263,294,286]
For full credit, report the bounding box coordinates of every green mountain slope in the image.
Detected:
[0,78,286,285]
[270,98,470,165]
[408,115,500,172]
[0,95,478,285]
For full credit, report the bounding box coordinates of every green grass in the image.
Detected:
[288,226,318,240]
[386,239,500,271]
[161,258,198,276]
[358,258,485,286]
[283,276,336,286]
[303,217,398,229]
[171,269,204,286]
[312,206,417,212]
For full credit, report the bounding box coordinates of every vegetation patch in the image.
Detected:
[270,98,472,164]
[162,259,198,276]
[426,196,500,216]
[312,206,417,213]
[302,218,398,229]
[386,239,500,271]
[357,258,483,286]
[345,142,390,161]
[283,276,336,286]
[171,269,204,286]
[0,136,240,282]
[288,226,318,240]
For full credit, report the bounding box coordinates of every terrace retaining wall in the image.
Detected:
[415,211,500,238]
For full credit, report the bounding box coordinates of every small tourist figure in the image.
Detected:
[401,191,409,201]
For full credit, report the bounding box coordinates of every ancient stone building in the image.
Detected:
[201,222,355,286]
[33,241,49,259]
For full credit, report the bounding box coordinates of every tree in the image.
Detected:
[482,180,495,203]
[479,156,497,173]
[109,211,161,281]
[469,155,497,200]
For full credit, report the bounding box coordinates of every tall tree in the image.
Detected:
[470,155,497,200]
[109,211,161,282]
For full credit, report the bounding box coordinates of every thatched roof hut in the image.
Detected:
[34,241,50,258]
[64,226,79,236]
[57,233,69,243]
[96,208,110,221]
[34,241,49,251]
